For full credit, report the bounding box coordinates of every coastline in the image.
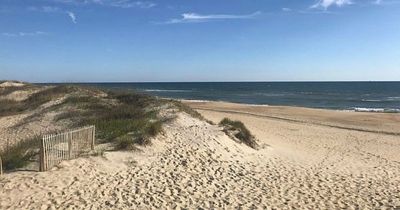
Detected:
[177,98,400,113]
[1,83,400,209]
[182,99,400,135]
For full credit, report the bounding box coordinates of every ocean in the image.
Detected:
[78,82,400,113]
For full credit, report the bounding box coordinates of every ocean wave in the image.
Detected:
[353,107,400,113]
[387,96,400,101]
[361,99,383,102]
[361,97,400,102]
[142,89,192,93]
[250,92,288,97]
[179,99,213,103]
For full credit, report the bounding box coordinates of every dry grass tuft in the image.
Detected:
[219,118,259,149]
[0,136,41,171]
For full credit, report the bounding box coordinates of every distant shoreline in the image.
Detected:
[177,98,400,113]
[184,100,400,136]
[35,81,400,84]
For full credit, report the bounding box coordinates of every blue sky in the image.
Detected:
[1,0,400,82]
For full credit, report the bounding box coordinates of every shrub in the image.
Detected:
[93,119,148,142]
[133,136,151,146]
[146,121,163,137]
[113,92,155,108]
[115,136,135,150]
[219,118,258,149]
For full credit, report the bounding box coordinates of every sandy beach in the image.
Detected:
[0,97,398,209]
[185,101,400,207]
[2,0,400,207]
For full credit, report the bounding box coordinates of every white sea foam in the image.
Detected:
[353,107,400,113]
[143,89,192,93]
[362,97,400,102]
[179,99,213,103]
[387,97,400,101]
[361,99,382,102]
[179,99,269,106]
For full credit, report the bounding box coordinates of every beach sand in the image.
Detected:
[1,101,399,209]
[186,100,400,208]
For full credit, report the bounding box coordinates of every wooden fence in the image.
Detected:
[40,126,95,172]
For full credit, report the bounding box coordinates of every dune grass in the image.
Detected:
[0,83,35,96]
[219,118,258,149]
[0,85,80,170]
[0,85,78,117]
[55,89,164,149]
[0,136,40,171]
[1,85,166,171]
[165,99,206,119]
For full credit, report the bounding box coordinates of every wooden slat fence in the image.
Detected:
[0,155,2,176]
[40,126,95,172]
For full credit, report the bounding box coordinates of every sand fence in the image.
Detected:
[0,155,2,175]
[40,126,95,172]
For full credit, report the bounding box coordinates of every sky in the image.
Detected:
[0,0,400,82]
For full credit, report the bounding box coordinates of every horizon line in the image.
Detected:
[33,80,400,84]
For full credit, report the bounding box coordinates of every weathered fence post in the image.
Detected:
[68,131,72,159]
[0,155,3,175]
[39,136,46,172]
[91,126,95,150]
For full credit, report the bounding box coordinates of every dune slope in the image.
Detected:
[1,109,400,209]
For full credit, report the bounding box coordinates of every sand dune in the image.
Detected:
[0,113,264,209]
[1,101,400,209]
[0,81,25,88]
[187,101,400,208]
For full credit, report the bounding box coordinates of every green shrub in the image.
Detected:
[146,121,163,137]
[93,119,148,142]
[219,118,258,149]
[133,136,151,146]
[115,136,135,150]
[113,92,153,107]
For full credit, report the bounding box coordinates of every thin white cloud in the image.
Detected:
[28,6,77,24]
[28,6,60,12]
[55,0,156,8]
[311,0,353,9]
[67,11,77,23]
[2,31,47,37]
[109,1,156,8]
[282,7,335,14]
[371,0,400,5]
[164,11,261,24]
